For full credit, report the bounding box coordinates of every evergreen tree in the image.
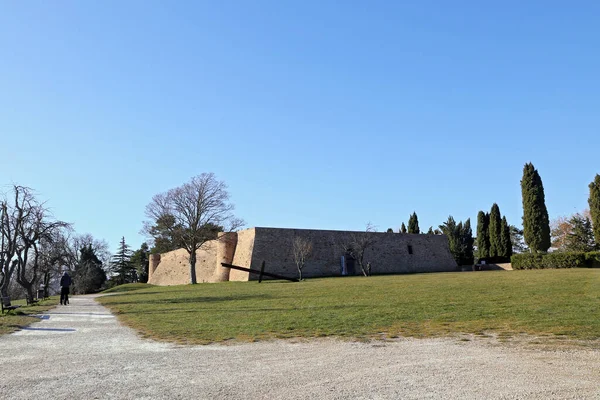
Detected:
[74,244,107,294]
[509,225,528,253]
[131,242,150,283]
[488,203,502,257]
[564,215,596,252]
[476,211,490,259]
[386,228,394,233]
[589,174,600,245]
[408,212,420,234]
[500,216,513,259]
[110,237,135,285]
[439,216,472,265]
[427,226,434,235]
[521,163,551,253]
[439,216,460,264]
[461,219,475,265]
[400,223,407,234]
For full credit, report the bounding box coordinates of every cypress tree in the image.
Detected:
[521,163,551,253]
[462,219,475,265]
[500,216,512,259]
[476,211,490,259]
[488,203,502,257]
[589,174,600,245]
[408,212,420,234]
[400,223,407,234]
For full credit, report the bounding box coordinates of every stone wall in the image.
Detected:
[248,228,457,280]
[148,227,458,285]
[148,242,218,285]
[229,228,255,281]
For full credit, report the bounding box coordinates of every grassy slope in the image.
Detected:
[98,269,600,344]
[0,298,59,335]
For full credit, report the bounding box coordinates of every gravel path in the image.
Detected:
[0,294,598,399]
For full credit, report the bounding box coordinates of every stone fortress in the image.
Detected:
[148,227,458,285]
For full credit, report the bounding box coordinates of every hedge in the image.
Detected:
[511,252,599,270]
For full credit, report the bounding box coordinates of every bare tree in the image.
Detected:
[144,173,244,284]
[338,223,378,277]
[1,186,69,299]
[292,236,312,281]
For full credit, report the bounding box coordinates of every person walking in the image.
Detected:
[60,271,72,305]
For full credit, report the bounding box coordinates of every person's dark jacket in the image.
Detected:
[60,273,72,288]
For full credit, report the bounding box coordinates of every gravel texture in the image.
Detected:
[0,294,598,399]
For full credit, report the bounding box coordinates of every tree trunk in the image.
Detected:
[1,259,17,298]
[189,250,197,284]
[43,271,51,298]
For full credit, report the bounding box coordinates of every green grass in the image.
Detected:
[103,283,155,294]
[97,269,600,345]
[0,297,59,335]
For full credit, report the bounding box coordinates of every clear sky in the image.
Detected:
[1,1,599,252]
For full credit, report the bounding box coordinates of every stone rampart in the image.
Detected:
[248,228,457,280]
[148,227,457,285]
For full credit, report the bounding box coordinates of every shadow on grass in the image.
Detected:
[108,303,373,315]
[103,293,275,306]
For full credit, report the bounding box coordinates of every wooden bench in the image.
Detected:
[1,296,21,314]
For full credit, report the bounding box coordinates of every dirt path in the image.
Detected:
[0,294,598,399]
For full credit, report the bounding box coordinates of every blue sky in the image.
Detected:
[1,1,598,252]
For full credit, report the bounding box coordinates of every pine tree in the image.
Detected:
[500,216,512,259]
[439,216,459,264]
[110,237,135,285]
[75,244,107,294]
[565,215,596,252]
[400,223,407,234]
[488,203,502,257]
[589,174,600,245]
[427,226,434,235]
[521,163,551,253]
[408,212,420,234]
[131,243,150,283]
[476,211,490,259]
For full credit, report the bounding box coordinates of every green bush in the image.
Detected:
[541,252,586,269]
[511,253,543,269]
[584,251,600,268]
[512,251,599,269]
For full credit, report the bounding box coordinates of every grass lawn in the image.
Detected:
[0,297,59,335]
[97,269,600,345]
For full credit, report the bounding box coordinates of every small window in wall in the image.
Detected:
[407,245,413,255]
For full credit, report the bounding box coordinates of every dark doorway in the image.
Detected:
[345,252,356,275]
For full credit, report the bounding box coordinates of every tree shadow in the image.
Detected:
[104,293,274,306]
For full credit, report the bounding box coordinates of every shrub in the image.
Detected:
[584,251,600,268]
[512,251,599,269]
[541,252,586,269]
[511,253,543,269]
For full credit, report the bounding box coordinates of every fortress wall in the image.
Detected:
[148,227,458,286]
[248,228,457,280]
[148,241,219,285]
[229,228,256,281]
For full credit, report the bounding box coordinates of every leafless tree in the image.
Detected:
[144,173,244,284]
[1,186,69,299]
[292,236,312,281]
[338,223,378,277]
